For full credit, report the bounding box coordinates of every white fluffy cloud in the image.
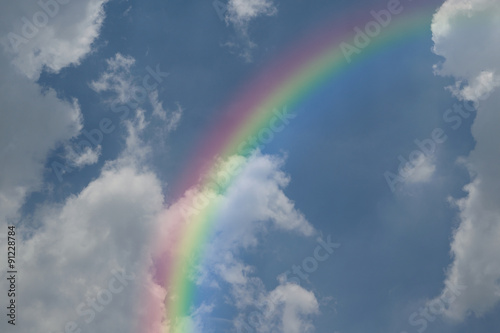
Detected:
[0,64,82,224]
[0,4,168,333]
[232,282,319,333]
[1,0,109,79]
[149,152,318,332]
[205,153,320,330]
[266,284,319,333]
[153,153,315,263]
[207,153,315,246]
[0,0,110,226]
[0,118,164,333]
[430,0,500,320]
[448,70,500,101]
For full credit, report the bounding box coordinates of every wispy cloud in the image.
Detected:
[90,53,137,103]
[224,0,277,62]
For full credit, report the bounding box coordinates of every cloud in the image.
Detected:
[430,0,500,320]
[65,145,102,168]
[266,283,319,333]
[0,0,110,225]
[90,53,137,103]
[448,70,500,101]
[149,151,317,332]
[154,152,315,265]
[148,91,183,132]
[402,154,436,184]
[200,152,315,251]
[232,282,319,333]
[0,6,171,324]
[1,0,110,79]
[224,0,277,62]
[0,66,82,223]
[0,119,164,333]
[226,0,277,31]
[91,53,182,134]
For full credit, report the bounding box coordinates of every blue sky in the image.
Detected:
[1,0,500,332]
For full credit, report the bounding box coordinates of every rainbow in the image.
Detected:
[144,2,442,332]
